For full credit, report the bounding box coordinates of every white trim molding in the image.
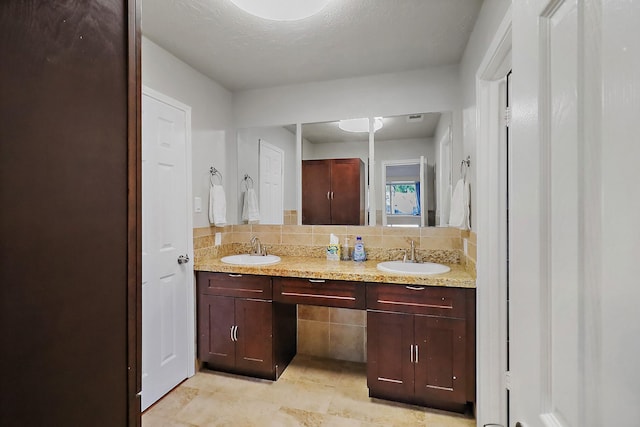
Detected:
[474,7,512,427]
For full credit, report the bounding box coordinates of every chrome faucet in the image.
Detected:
[403,240,417,263]
[250,236,263,256]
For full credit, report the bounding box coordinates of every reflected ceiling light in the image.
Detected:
[229,0,330,21]
[338,117,384,133]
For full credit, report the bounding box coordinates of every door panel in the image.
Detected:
[259,140,284,224]
[510,0,611,425]
[235,299,273,377]
[330,158,362,225]
[142,93,190,410]
[302,160,332,224]
[366,311,414,399]
[199,294,235,370]
[546,1,580,425]
[414,316,466,405]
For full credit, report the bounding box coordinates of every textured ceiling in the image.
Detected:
[141,0,483,92]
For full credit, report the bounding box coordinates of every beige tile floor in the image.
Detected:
[143,355,475,427]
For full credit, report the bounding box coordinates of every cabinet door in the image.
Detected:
[414,316,466,406]
[302,160,331,224]
[235,299,274,378]
[198,294,236,370]
[330,158,362,225]
[367,311,415,400]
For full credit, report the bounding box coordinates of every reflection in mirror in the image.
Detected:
[300,121,367,225]
[373,112,452,226]
[382,158,426,227]
[236,126,297,225]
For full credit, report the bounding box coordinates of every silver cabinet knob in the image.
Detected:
[177,254,190,264]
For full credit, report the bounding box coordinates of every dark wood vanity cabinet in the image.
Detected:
[366,283,475,412]
[273,276,366,309]
[197,272,296,380]
[302,158,365,225]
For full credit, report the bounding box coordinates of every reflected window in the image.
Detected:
[385,182,421,216]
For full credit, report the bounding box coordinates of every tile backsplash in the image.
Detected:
[193,224,476,362]
[193,224,469,264]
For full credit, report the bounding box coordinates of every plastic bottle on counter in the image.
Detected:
[341,237,350,261]
[352,236,366,262]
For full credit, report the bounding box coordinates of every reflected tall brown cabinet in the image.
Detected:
[302,158,365,225]
[1,2,141,426]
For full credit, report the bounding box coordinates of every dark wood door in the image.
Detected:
[199,295,236,371]
[414,316,466,406]
[302,160,332,224]
[235,299,274,378]
[1,1,140,425]
[330,158,362,225]
[367,311,415,400]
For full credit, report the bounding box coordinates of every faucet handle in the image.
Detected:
[402,250,408,263]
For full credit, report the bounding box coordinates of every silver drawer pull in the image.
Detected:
[309,279,326,283]
[228,274,243,278]
[405,286,425,291]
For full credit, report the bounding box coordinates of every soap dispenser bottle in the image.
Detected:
[341,237,350,261]
[352,236,366,262]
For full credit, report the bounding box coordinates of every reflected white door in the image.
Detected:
[259,140,284,224]
[142,89,193,410]
[510,1,640,426]
[437,130,452,226]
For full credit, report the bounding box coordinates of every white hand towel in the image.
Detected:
[209,184,227,227]
[242,188,260,223]
[448,178,470,229]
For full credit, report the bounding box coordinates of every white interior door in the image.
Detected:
[510,1,640,426]
[142,89,194,411]
[259,140,284,224]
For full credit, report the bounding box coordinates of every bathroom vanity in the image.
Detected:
[195,257,475,413]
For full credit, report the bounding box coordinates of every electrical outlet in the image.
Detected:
[215,232,222,246]
[194,197,202,213]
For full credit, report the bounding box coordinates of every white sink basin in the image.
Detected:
[376,261,451,275]
[221,254,281,266]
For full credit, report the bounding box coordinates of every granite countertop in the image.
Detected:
[194,255,476,289]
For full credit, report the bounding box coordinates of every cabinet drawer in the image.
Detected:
[197,272,272,299]
[366,283,466,318]
[273,277,366,309]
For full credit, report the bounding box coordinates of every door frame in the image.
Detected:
[141,85,196,381]
[475,6,512,427]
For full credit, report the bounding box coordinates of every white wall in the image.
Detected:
[459,0,512,231]
[236,126,297,223]
[233,65,462,140]
[142,36,234,228]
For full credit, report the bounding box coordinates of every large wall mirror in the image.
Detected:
[235,111,454,227]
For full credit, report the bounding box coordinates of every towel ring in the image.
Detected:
[242,174,254,190]
[210,167,223,186]
[460,156,471,180]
